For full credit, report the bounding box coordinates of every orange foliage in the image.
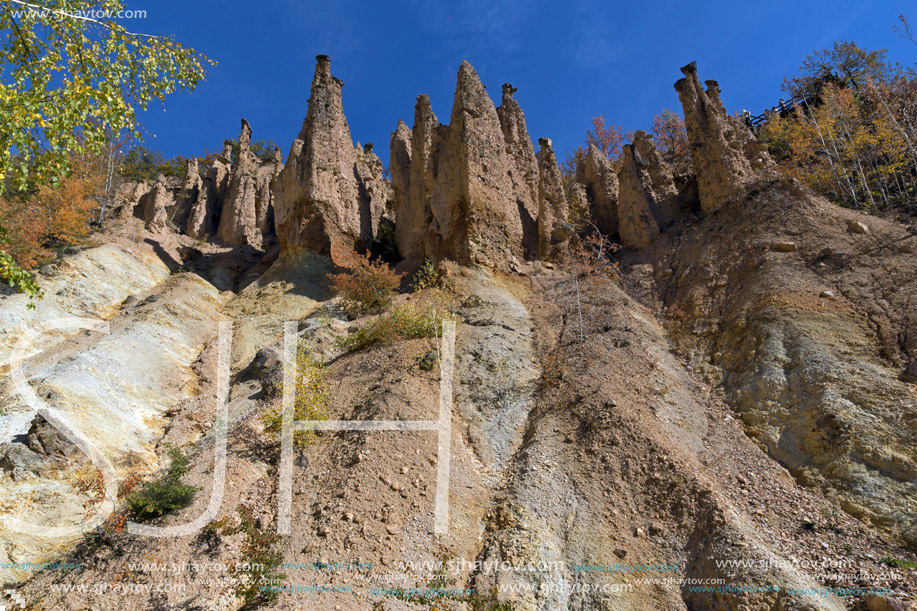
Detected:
[329,249,404,318]
[586,115,628,161]
[0,159,99,269]
[652,109,691,173]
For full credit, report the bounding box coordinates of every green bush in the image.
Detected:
[120,146,186,182]
[126,445,199,520]
[222,506,286,605]
[337,295,452,353]
[412,258,442,291]
[262,340,329,449]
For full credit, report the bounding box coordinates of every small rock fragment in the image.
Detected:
[771,241,797,252]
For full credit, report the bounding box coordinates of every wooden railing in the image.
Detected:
[747,95,810,127]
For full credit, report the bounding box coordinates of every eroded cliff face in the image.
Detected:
[128,123,279,251]
[576,145,620,236]
[2,58,916,611]
[623,180,917,551]
[273,56,389,261]
[537,138,571,260]
[617,143,662,250]
[497,83,541,258]
[388,64,571,270]
[674,62,775,213]
[186,141,232,240]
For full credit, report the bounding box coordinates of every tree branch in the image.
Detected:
[6,0,161,39]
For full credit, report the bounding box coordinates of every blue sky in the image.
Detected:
[133,0,916,166]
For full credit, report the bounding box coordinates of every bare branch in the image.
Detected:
[894,14,917,47]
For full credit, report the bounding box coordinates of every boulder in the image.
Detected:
[26,414,78,458]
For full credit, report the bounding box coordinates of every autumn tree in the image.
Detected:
[761,76,917,211]
[0,153,100,269]
[585,115,628,161]
[782,41,890,101]
[651,109,691,174]
[0,0,212,300]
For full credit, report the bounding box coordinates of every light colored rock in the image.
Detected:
[426,61,526,269]
[578,145,619,236]
[674,62,774,212]
[138,180,172,232]
[186,142,232,239]
[632,130,680,228]
[567,183,589,230]
[497,83,541,257]
[617,143,661,250]
[354,142,393,242]
[173,158,202,231]
[536,137,570,261]
[254,146,283,246]
[274,55,371,261]
[771,241,797,252]
[847,219,870,234]
[396,95,440,260]
[118,181,151,220]
[388,120,413,245]
[216,119,263,248]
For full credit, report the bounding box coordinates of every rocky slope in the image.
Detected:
[0,57,915,611]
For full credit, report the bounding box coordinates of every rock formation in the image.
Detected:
[118,181,152,220]
[612,130,690,250]
[567,183,589,228]
[391,64,565,270]
[617,143,661,250]
[173,158,202,230]
[674,62,774,212]
[216,119,264,248]
[138,179,171,232]
[631,130,681,228]
[255,145,283,246]
[388,121,412,234]
[393,95,439,260]
[274,55,381,260]
[497,83,540,257]
[353,142,394,246]
[186,141,232,239]
[426,61,526,268]
[536,138,571,260]
[577,145,619,235]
